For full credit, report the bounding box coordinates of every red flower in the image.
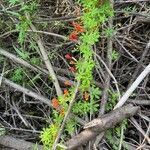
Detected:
[69,66,76,73]
[69,31,78,42]
[63,89,69,96]
[65,54,72,60]
[72,22,85,33]
[64,80,72,86]
[51,98,60,109]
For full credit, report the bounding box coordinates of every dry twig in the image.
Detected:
[0,135,43,150]
[25,13,62,96]
[2,77,51,106]
[114,63,150,109]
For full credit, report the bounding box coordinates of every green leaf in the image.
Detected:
[13,46,30,60]
[8,0,20,5]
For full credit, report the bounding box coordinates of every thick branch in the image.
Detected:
[65,104,139,149]
[2,77,51,107]
[0,135,43,150]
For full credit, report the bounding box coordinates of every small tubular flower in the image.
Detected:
[59,108,65,116]
[72,22,85,33]
[63,89,69,96]
[51,98,60,109]
[69,31,78,42]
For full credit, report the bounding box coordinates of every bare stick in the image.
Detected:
[25,13,62,96]
[52,80,80,150]
[2,77,51,107]
[95,0,115,146]
[99,0,114,115]
[94,52,121,99]
[0,48,103,88]
[27,29,67,40]
[0,48,41,73]
[114,63,150,109]
[127,41,150,88]
[130,117,150,144]
[65,104,139,149]
[0,47,75,85]
[0,29,67,40]
[0,135,43,150]
[115,0,149,3]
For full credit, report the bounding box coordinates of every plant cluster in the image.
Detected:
[40,0,113,149]
[106,119,128,150]
[6,0,121,149]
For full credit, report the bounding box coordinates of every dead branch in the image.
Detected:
[0,47,103,88]
[2,77,51,107]
[25,13,62,96]
[114,63,150,109]
[65,104,139,149]
[0,135,43,150]
[0,47,74,85]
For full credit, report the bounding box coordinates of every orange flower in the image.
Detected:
[83,91,90,101]
[51,98,60,109]
[69,31,78,42]
[59,108,65,116]
[72,22,85,33]
[63,89,69,96]
[64,80,72,86]
[69,66,76,73]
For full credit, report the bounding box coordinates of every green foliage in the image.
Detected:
[80,31,100,45]
[106,91,119,111]
[30,57,41,65]
[8,0,19,5]
[0,56,5,63]
[11,67,24,82]
[104,27,115,38]
[73,86,101,115]
[76,59,94,90]
[7,1,39,45]
[76,0,113,91]
[90,86,102,99]
[65,119,77,134]
[13,46,30,60]
[0,124,5,136]
[73,100,98,115]
[40,124,59,149]
[53,111,64,125]
[111,50,120,61]
[40,0,113,148]
[106,90,128,148]
[106,119,128,150]
[20,1,38,13]
[16,16,31,45]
